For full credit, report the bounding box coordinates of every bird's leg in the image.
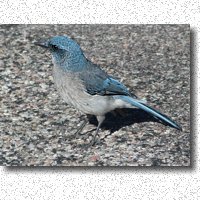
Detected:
[74,119,88,138]
[90,115,105,146]
[74,114,93,138]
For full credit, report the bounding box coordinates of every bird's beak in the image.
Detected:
[34,40,49,48]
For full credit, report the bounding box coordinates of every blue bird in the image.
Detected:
[35,35,182,145]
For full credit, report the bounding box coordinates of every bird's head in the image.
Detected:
[35,36,86,70]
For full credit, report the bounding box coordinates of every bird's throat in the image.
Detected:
[52,51,87,72]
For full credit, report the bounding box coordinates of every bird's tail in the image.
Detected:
[118,96,182,130]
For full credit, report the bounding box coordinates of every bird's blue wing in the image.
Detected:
[86,77,131,96]
[79,61,137,97]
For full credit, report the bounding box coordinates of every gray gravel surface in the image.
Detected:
[0,25,190,166]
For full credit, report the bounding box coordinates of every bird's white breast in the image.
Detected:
[52,64,131,116]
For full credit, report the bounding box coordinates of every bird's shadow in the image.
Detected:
[87,108,163,134]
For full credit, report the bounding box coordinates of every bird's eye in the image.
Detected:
[51,44,59,50]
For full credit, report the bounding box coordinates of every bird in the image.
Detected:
[35,35,182,145]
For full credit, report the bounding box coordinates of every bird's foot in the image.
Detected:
[75,128,102,148]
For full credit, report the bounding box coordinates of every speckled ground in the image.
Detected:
[0,25,190,166]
